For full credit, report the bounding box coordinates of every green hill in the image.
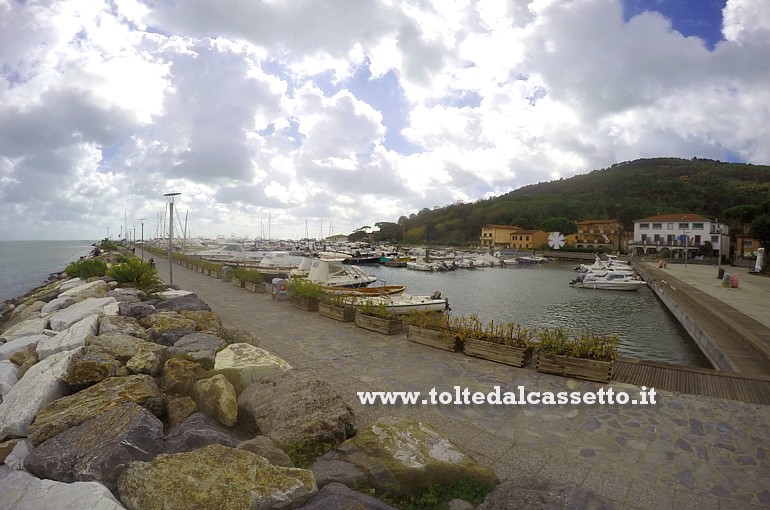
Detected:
[372,158,770,245]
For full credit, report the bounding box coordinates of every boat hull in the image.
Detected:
[571,281,647,291]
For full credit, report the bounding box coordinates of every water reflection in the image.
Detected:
[369,262,710,367]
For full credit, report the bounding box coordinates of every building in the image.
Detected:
[510,229,548,250]
[735,230,762,258]
[628,213,729,260]
[480,224,522,249]
[575,220,627,252]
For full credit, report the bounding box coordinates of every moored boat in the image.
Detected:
[569,271,647,291]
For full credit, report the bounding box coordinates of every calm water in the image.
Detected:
[368,262,711,367]
[0,240,95,303]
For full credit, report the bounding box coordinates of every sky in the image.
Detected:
[1,0,769,241]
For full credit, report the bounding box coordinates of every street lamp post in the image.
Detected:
[139,218,145,261]
[164,193,181,285]
[132,225,136,251]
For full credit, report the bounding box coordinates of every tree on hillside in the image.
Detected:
[541,217,578,234]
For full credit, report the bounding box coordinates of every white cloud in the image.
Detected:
[0,0,768,240]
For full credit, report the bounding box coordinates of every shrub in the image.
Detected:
[99,238,119,251]
[538,328,618,361]
[65,258,108,279]
[232,267,264,284]
[288,278,323,300]
[107,258,161,291]
[357,300,394,319]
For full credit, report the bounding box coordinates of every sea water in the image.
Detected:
[0,240,95,303]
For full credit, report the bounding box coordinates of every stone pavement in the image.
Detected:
[156,263,770,509]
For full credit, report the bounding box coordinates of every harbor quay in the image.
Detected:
[155,262,770,509]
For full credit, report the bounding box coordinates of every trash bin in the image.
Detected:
[272,278,288,301]
[722,274,731,288]
[222,266,233,282]
[717,267,725,279]
[730,274,739,288]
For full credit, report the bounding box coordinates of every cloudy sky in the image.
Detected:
[1,0,769,241]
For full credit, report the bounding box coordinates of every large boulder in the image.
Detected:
[237,436,294,468]
[155,293,211,313]
[214,343,291,393]
[118,444,316,510]
[63,351,125,388]
[0,360,19,399]
[86,332,166,363]
[315,417,498,497]
[48,297,116,331]
[163,412,240,454]
[179,310,223,333]
[160,357,208,395]
[0,471,126,509]
[125,349,163,376]
[193,374,237,427]
[0,334,46,361]
[118,301,156,320]
[0,348,83,442]
[24,403,165,493]
[298,482,398,510]
[105,288,144,302]
[40,295,77,314]
[58,277,85,291]
[165,395,197,428]
[28,374,163,446]
[98,315,146,339]
[36,314,99,359]
[1,317,48,339]
[59,280,110,300]
[167,332,226,369]
[140,311,197,346]
[238,372,355,464]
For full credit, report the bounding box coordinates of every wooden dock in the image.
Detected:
[612,357,770,405]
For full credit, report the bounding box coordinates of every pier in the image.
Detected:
[155,261,770,508]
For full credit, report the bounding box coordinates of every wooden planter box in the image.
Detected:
[232,278,245,288]
[290,296,319,312]
[463,338,534,367]
[536,354,612,383]
[319,302,356,322]
[407,325,461,352]
[355,313,402,335]
[210,270,220,279]
[244,282,266,293]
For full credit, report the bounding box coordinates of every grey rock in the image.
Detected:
[164,412,240,454]
[238,371,356,463]
[237,436,294,467]
[105,288,144,302]
[167,332,225,369]
[0,360,19,399]
[117,301,156,320]
[0,471,126,509]
[48,297,116,331]
[24,402,165,493]
[86,332,166,363]
[309,458,366,487]
[36,314,98,359]
[478,476,616,510]
[155,293,211,313]
[63,351,124,388]
[298,482,398,510]
[0,334,45,361]
[4,439,33,471]
[98,315,146,338]
[125,350,163,376]
[40,295,77,314]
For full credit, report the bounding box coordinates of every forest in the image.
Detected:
[360,158,770,246]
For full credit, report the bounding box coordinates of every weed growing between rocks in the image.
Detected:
[352,479,496,510]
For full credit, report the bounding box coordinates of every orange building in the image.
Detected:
[480,224,522,248]
[510,229,548,250]
[575,220,627,252]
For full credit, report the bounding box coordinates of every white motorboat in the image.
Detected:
[569,271,647,291]
[196,243,264,262]
[353,293,450,314]
[306,257,377,288]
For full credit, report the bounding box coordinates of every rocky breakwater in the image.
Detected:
[0,271,500,509]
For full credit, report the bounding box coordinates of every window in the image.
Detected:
[711,236,719,244]
[652,223,662,230]
[639,223,649,229]
[743,240,754,248]
[693,223,704,230]
[667,223,673,229]
[678,222,689,229]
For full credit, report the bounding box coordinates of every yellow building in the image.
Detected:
[575,220,627,251]
[480,224,522,248]
[510,229,548,250]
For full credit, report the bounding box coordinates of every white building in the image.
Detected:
[629,214,729,260]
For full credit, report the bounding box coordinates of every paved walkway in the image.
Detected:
[156,263,770,510]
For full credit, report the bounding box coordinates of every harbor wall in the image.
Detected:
[636,263,733,371]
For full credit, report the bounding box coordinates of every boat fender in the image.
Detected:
[431,291,442,300]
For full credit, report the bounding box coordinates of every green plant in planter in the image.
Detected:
[358,300,394,319]
[537,328,618,361]
[288,278,323,300]
[403,310,449,329]
[324,294,356,308]
[65,258,108,279]
[232,267,264,284]
[442,314,532,348]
